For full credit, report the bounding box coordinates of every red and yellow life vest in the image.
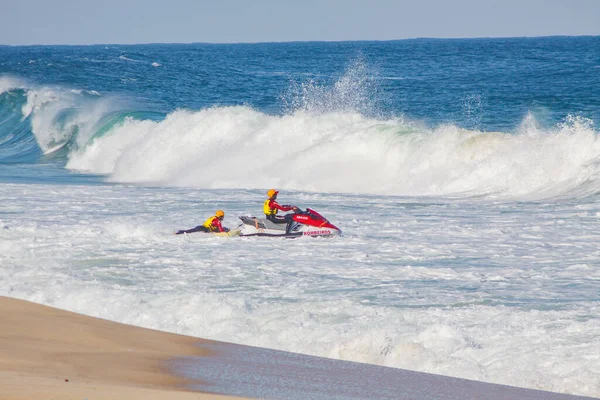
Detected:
[264,199,277,216]
[202,216,218,231]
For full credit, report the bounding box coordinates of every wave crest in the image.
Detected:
[66,105,600,200]
[3,73,599,200]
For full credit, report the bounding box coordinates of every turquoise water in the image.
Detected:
[1,37,599,397]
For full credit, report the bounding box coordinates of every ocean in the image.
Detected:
[1,36,599,397]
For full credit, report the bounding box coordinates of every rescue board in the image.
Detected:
[213,229,241,237]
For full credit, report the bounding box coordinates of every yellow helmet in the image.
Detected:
[215,210,225,218]
[267,189,279,198]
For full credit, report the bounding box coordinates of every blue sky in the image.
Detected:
[2,0,599,45]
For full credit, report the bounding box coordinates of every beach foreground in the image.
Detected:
[0,296,243,400]
[0,296,596,400]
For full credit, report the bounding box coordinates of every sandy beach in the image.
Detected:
[0,296,243,399]
[1,296,596,400]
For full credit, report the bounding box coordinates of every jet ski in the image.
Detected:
[238,208,341,238]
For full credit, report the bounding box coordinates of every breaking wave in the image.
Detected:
[1,73,599,200]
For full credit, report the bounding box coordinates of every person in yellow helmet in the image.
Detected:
[264,189,298,230]
[175,210,229,235]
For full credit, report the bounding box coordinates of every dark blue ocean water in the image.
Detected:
[2,36,599,146]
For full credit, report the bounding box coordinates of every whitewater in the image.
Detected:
[1,37,599,397]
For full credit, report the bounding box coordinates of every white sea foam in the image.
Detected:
[118,55,140,62]
[1,183,599,397]
[66,106,600,200]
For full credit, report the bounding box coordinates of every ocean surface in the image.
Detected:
[1,37,599,397]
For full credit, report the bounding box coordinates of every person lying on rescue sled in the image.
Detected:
[264,189,299,232]
[175,210,229,235]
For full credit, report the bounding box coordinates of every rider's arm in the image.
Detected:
[270,200,295,212]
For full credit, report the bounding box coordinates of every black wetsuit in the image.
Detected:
[175,225,210,235]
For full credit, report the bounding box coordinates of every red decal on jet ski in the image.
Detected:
[303,230,332,236]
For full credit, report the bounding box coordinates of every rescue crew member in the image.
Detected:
[175,210,229,235]
[264,189,298,229]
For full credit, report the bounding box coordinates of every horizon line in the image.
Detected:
[1,34,599,47]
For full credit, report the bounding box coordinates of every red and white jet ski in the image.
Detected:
[238,208,341,238]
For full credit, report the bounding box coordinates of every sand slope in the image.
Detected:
[0,296,242,399]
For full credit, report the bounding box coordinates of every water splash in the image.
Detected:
[282,57,382,117]
[461,94,485,130]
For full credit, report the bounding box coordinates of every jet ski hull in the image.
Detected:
[238,209,341,238]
